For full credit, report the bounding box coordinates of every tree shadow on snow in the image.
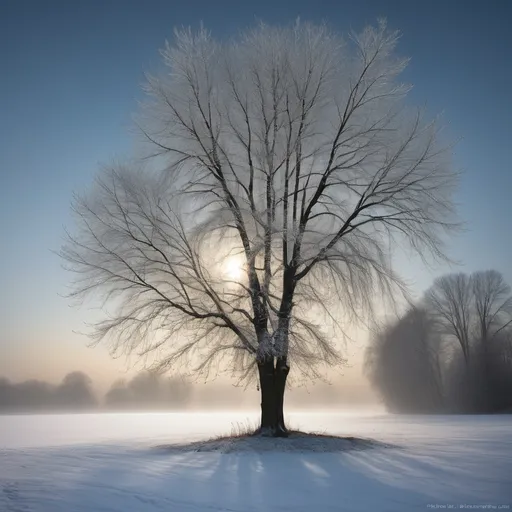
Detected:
[26,437,511,512]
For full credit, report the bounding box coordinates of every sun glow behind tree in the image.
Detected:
[62,20,459,436]
[224,255,245,282]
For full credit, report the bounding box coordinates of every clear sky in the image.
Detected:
[1,0,511,389]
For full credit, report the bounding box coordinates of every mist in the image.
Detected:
[104,372,191,411]
[0,368,378,414]
[0,372,97,413]
[365,271,512,414]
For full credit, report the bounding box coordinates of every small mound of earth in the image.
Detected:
[156,431,393,454]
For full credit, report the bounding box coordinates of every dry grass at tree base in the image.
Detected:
[155,420,394,454]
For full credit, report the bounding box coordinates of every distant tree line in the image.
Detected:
[0,371,191,413]
[365,270,512,413]
[0,368,376,413]
[104,372,191,410]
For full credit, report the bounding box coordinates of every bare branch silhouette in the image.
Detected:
[62,20,459,435]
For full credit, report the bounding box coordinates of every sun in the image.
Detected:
[224,256,244,281]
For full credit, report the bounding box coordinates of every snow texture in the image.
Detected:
[1,411,511,511]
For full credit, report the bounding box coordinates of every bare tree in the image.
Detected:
[425,273,473,364]
[469,270,512,409]
[425,271,512,365]
[472,270,512,346]
[367,271,512,413]
[61,20,458,436]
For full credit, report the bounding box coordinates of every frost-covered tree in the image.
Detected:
[61,20,458,436]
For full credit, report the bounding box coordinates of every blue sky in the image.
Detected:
[1,0,511,385]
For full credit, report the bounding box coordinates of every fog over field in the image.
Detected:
[0,369,378,414]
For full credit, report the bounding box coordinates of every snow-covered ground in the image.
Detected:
[1,411,511,511]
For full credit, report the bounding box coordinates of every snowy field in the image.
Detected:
[1,411,511,511]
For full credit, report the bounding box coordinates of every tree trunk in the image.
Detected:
[275,357,289,435]
[256,358,290,437]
